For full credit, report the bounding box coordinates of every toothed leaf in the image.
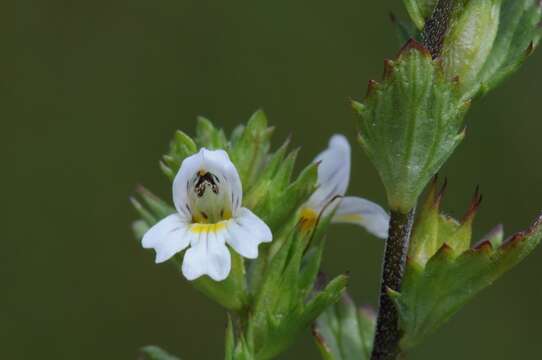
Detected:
[354,42,469,212]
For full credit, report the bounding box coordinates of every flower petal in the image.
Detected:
[225,208,272,259]
[172,153,201,220]
[181,230,231,281]
[172,148,243,219]
[333,196,390,239]
[306,135,351,211]
[142,214,191,263]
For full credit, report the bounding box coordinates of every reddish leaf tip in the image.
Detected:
[398,39,432,59]
[367,79,379,95]
[436,243,454,257]
[473,240,493,253]
[311,326,327,346]
[383,59,395,79]
[501,214,542,250]
[461,186,483,224]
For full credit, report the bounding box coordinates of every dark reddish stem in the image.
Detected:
[371,208,416,360]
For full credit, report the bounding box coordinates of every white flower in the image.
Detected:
[142,148,272,281]
[300,135,390,239]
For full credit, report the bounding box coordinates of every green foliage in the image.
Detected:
[228,110,274,190]
[390,13,420,45]
[408,178,478,265]
[132,112,342,360]
[402,0,439,29]
[440,0,503,97]
[139,346,181,360]
[353,41,469,212]
[313,290,376,360]
[391,180,542,349]
[158,111,318,233]
[244,217,348,360]
[402,0,542,99]
[476,0,542,96]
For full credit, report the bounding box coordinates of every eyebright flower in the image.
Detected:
[142,148,272,281]
[300,135,390,238]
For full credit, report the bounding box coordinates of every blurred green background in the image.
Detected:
[10,0,542,359]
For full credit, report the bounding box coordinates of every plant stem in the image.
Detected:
[422,0,455,58]
[371,208,416,360]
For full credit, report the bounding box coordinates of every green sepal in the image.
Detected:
[313,290,376,360]
[354,41,469,212]
[130,187,248,312]
[139,346,181,360]
[394,182,542,349]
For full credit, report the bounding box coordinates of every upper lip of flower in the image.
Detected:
[142,148,272,282]
[302,134,391,239]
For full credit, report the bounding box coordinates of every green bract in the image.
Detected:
[353,41,469,213]
[132,111,347,359]
[313,288,376,360]
[390,179,542,350]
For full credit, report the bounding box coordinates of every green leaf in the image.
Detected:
[440,0,503,97]
[390,13,421,45]
[228,110,274,190]
[161,130,197,180]
[476,0,542,96]
[313,292,376,360]
[245,218,344,360]
[403,0,439,29]
[354,41,469,212]
[250,159,318,233]
[196,116,228,149]
[395,211,542,349]
[225,315,235,360]
[409,178,481,265]
[139,346,181,360]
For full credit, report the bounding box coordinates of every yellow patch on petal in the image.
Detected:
[190,222,228,234]
[299,207,318,232]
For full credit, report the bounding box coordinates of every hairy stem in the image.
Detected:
[371,209,416,360]
[422,0,455,58]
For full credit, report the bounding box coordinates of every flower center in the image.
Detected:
[187,170,233,224]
